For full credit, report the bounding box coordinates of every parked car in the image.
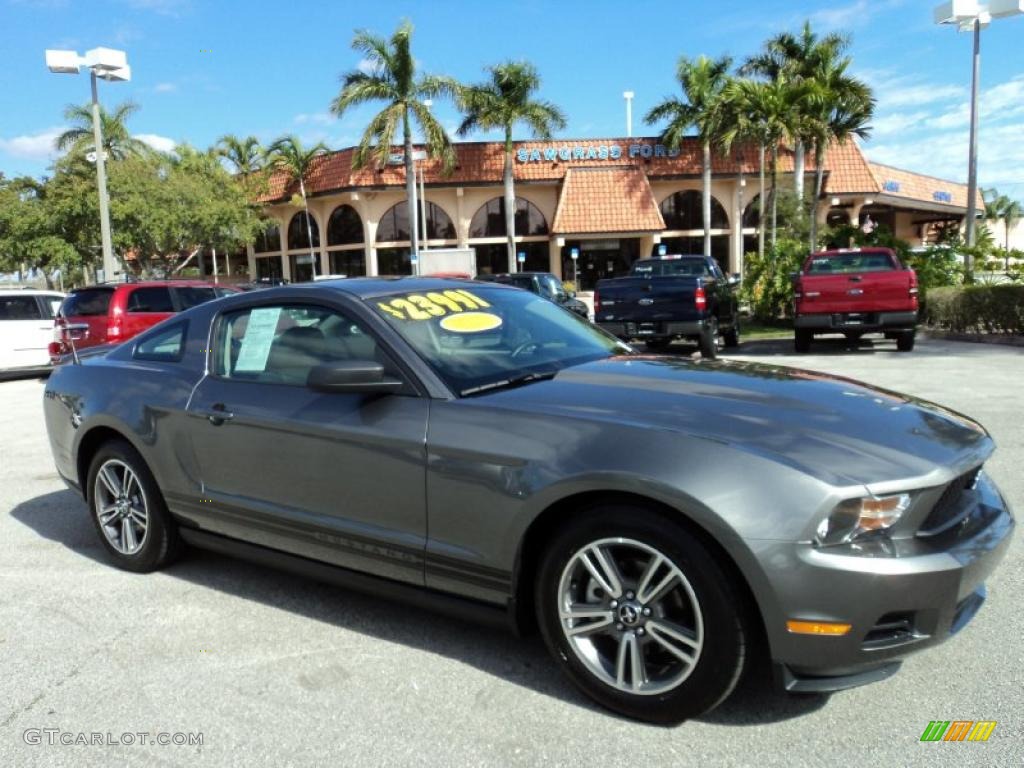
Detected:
[793,247,918,352]
[477,271,589,318]
[43,278,1014,724]
[594,255,740,358]
[0,289,64,377]
[50,280,225,362]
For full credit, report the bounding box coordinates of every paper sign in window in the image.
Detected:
[234,307,282,372]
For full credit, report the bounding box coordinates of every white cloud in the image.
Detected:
[136,133,176,153]
[0,127,64,160]
[121,0,190,16]
[869,111,931,136]
[154,82,177,93]
[293,112,334,126]
[357,57,379,75]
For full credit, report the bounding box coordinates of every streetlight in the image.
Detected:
[934,0,1023,277]
[420,99,432,257]
[46,47,131,283]
[623,91,635,137]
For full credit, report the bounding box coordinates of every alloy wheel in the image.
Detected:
[557,537,704,696]
[93,458,150,555]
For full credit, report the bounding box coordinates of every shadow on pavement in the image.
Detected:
[12,488,828,727]
[719,336,1005,359]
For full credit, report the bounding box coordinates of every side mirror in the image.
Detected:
[727,273,742,286]
[789,271,800,281]
[307,360,404,395]
[566,290,576,299]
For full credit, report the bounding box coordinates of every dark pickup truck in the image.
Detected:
[594,255,741,359]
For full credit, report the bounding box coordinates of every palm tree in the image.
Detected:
[805,61,874,251]
[216,134,264,175]
[55,100,151,159]
[264,135,329,277]
[457,61,566,272]
[984,189,1023,269]
[646,55,733,256]
[743,21,847,204]
[330,20,459,264]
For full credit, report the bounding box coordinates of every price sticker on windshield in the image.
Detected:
[376,289,492,322]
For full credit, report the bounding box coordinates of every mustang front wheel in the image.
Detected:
[536,508,747,723]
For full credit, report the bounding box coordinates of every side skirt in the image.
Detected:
[178,528,516,633]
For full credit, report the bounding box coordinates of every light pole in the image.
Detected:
[420,99,432,255]
[46,48,131,283]
[623,91,635,137]
[934,0,1023,277]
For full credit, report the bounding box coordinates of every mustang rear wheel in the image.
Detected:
[536,508,747,723]
[87,439,180,572]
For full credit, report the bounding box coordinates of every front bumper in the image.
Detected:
[753,471,1014,690]
[794,310,917,333]
[597,319,706,340]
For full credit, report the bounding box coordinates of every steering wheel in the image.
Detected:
[511,341,540,359]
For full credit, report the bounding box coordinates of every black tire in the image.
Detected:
[896,330,915,352]
[794,329,812,353]
[535,507,748,724]
[723,319,740,348]
[644,338,673,352]
[698,319,719,360]
[86,438,181,573]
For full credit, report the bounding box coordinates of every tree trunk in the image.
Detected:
[404,112,419,274]
[770,145,779,252]
[810,143,826,253]
[794,140,805,207]
[300,178,316,279]
[758,143,766,259]
[504,129,517,273]
[702,140,712,256]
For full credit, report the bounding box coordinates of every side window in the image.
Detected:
[133,322,187,362]
[174,286,218,309]
[126,287,174,313]
[0,296,43,320]
[214,304,381,386]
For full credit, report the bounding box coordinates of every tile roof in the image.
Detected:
[258,136,978,215]
[551,167,665,235]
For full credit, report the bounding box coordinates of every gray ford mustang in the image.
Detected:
[43,278,1013,724]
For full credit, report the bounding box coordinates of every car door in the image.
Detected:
[184,297,430,586]
[122,286,175,339]
[0,294,52,369]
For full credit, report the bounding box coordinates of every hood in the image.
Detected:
[479,356,992,488]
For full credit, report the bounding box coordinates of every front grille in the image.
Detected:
[862,611,917,649]
[918,468,980,537]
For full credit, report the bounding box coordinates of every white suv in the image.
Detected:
[0,289,64,376]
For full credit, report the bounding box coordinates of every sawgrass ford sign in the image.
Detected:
[516,142,681,163]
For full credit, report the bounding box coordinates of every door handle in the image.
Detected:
[198,404,234,425]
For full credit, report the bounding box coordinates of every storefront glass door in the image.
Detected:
[561,239,640,291]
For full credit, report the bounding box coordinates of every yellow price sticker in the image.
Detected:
[377,289,491,321]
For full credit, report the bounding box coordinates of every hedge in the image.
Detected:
[925,284,1024,335]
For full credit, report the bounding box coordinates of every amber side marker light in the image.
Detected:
[786,620,852,636]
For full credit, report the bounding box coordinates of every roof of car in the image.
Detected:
[70,280,221,293]
[296,276,518,300]
[0,288,64,296]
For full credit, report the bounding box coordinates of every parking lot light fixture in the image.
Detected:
[934,1,1022,276]
[45,47,131,283]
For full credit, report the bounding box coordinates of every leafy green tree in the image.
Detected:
[646,55,733,256]
[330,20,459,261]
[54,101,152,160]
[984,188,1023,269]
[457,61,566,271]
[263,135,328,276]
[216,134,264,175]
[0,176,79,286]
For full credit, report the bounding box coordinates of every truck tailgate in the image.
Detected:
[597,277,701,323]
[798,270,914,314]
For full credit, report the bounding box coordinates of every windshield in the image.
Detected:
[370,285,631,395]
[630,258,712,277]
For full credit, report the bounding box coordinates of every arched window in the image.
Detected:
[469,197,549,238]
[742,195,762,228]
[287,211,319,250]
[660,190,728,230]
[376,201,456,242]
[255,223,281,253]
[326,204,364,246]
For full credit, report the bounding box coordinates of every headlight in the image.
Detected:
[815,493,912,546]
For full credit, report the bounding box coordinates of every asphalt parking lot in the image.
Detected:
[1,336,1021,767]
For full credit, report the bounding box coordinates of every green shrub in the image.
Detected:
[740,238,807,321]
[925,284,1024,334]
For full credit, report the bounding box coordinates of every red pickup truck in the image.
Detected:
[792,247,918,353]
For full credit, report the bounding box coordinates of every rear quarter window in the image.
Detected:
[133,321,187,362]
[61,288,113,317]
[175,286,218,309]
[0,296,43,320]
[126,287,174,313]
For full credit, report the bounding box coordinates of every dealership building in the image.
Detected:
[250,137,980,291]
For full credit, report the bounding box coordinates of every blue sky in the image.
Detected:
[2,0,1023,198]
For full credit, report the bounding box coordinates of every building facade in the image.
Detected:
[252,137,980,291]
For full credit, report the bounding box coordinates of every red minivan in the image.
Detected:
[50,281,231,362]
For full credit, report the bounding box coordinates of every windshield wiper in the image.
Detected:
[460,371,558,397]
